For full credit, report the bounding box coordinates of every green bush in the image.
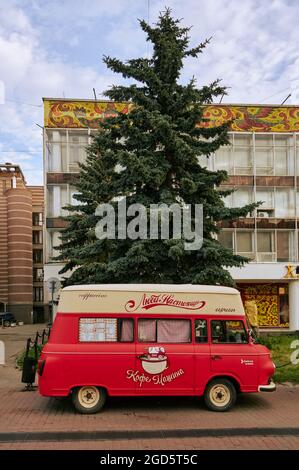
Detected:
[259,334,299,383]
[16,344,44,370]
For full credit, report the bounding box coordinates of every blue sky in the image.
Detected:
[0,0,299,185]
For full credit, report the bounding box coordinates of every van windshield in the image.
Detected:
[211,320,248,344]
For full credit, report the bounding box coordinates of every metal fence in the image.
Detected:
[21,327,51,390]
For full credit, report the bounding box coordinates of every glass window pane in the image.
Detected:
[157,320,191,343]
[79,318,118,342]
[138,319,156,342]
[222,189,233,208]
[69,131,88,168]
[255,135,274,175]
[236,232,252,252]
[50,231,61,259]
[275,147,288,175]
[218,231,233,250]
[194,319,208,343]
[120,319,134,342]
[234,135,252,146]
[234,148,253,174]
[257,232,273,252]
[275,135,294,175]
[277,232,290,262]
[214,146,233,172]
[61,186,68,216]
[275,189,295,217]
[233,188,252,207]
[211,320,247,343]
[256,189,274,209]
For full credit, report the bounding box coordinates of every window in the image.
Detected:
[233,134,253,174]
[33,230,43,245]
[138,319,191,343]
[194,319,208,343]
[33,268,43,282]
[33,249,43,263]
[256,188,274,210]
[236,231,254,258]
[33,287,43,302]
[255,135,274,175]
[69,131,88,170]
[256,231,275,262]
[32,212,43,226]
[46,130,67,172]
[233,188,253,208]
[211,320,247,344]
[274,135,294,176]
[214,145,233,173]
[275,188,295,217]
[79,318,133,342]
[218,231,233,250]
[277,232,292,262]
[49,231,61,259]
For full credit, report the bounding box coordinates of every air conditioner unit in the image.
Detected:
[257,211,270,218]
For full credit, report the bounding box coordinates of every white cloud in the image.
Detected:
[1,0,299,185]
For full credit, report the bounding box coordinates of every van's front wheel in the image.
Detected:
[204,379,236,412]
[72,386,106,414]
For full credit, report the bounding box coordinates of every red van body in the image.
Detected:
[38,285,275,413]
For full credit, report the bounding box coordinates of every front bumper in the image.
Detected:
[258,380,276,392]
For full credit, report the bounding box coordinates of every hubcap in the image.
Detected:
[78,386,100,408]
[209,384,230,407]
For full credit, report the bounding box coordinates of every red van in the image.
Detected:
[38,284,275,413]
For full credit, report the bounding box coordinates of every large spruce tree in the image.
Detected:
[57,9,257,286]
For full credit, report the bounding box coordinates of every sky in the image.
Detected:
[0,0,299,185]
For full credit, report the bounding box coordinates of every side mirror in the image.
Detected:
[248,329,257,343]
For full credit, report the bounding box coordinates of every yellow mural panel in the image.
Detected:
[44,99,299,132]
[44,100,133,129]
[201,105,299,132]
[239,284,289,328]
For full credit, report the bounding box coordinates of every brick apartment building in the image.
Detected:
[43,99,299,331]
[0,163,45,323]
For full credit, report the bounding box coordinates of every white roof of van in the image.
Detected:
[62,284,239,295]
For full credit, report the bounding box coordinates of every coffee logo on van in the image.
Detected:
[126,347,185,387]
[125,293,206,312]
[140,347,168,374]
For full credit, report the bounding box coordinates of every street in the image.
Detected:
[0,383,299,449]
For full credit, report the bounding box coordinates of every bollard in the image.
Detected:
[21,356,37,385]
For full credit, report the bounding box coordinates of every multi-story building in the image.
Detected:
[0,163,45,323]
[43,99,299,331]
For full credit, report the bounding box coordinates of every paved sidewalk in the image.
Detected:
[0,323,47,388]
[0,384,298,449]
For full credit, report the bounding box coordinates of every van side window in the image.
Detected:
[211,320,248,344]
[138,319,191,343]
[194,319,208,343]
[79,318,133,342]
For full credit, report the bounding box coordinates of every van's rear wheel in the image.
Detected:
[72,386,106,414]
[204,379,236,412]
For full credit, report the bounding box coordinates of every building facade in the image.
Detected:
[43,99,299,331]
[0,163,45,323]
